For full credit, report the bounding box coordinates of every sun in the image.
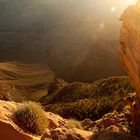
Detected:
[124,0,137,5]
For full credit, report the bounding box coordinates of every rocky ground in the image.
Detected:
[0,99,139,140]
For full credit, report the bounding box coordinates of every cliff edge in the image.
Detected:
[120,0,140,137]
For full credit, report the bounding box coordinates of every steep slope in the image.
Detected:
[120,1,140,95]
[0,62,54,102]
[40,76,134,120]
[120,1,140,137]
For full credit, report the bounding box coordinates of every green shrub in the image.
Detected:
[43,76,134,121]
[46,97,112,121]
[66,119,82,129]
[13,101,48,135]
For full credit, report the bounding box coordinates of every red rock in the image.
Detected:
[85,111,130,133]
[91,131,140,140]
[0,100,39,140]
[0,100,67,140]
[106,125,121,132]
[41,128,93,140]
[120,0,140,137]
[81,118,93,128]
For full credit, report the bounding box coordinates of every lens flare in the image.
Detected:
[111,6,117,13]
[124,0,137,5]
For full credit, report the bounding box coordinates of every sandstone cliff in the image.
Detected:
[120,1,140,97]
[120,0,140,137]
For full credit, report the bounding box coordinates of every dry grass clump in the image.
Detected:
[66,119,83,129]
[13,101,48,135]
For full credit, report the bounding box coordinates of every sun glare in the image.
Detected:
[99,23,105,29]
[110,6,117,13]
[110,0,137,13]
[124,0,137,5]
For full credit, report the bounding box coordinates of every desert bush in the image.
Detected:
[0,94,11,101]
[13,101,48,135]
[66,119,82,129]
[41,76,134,105]
[46,97,112,121]
[43,76,134,121]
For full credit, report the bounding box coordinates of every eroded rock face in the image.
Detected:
[120,1,140,97]
[91,131,140,140]
[120,0,140,137]
[45,112,67,130]
[85,111,131,133]
[0,100,68,140]
[0,100,39,140]
[41,128,93,140]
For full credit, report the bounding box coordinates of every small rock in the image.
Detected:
[41,128,93,140]
[81,118,93,128]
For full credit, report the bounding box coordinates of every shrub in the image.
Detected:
[46,97,112,121]
[0,92,12,101]
[13,101,48,135]
[43,76,134,121]
[66,119,82,129]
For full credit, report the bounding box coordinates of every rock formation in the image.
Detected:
[84,111,131,133]
[0,100,67,140]
[91,131,140,140]
[0,100,94,140]
[0,100,39,140]
[120,0,140,137]
[41,128,93,140]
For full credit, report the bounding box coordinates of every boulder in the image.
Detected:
[85,111,130,133]
[45,112,67,129]
[91,131,140,140]
[0,100,39,140]
[41,128,93,140]
[81,118,93,128]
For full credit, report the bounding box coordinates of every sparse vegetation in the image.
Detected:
[43,76,135,120]
[46,97,112,120]
[66,119,82,129]
[13,101,48,135]
[0,92,12,101]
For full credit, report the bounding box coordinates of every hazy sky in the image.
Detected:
[0,0,138,81]
[0,0,138,48]
[0,0,137,50]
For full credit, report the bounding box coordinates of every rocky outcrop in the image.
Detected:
[91,131,140,140]
[0,100,69,140]
[0,100,39,140]
[120,1,140,96]
[0,121,39,140]
[41,128,93,140]
[85,111,131,133]
[0,100,95,140]
[45,112,67,130]
[120,0,140,137]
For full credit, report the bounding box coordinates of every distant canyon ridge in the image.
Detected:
[0,0,132,82]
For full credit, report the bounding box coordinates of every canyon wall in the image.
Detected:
[120,0,140,136]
